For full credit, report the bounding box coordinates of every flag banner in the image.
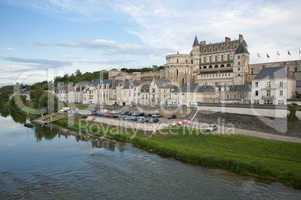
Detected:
[266,53,270,58]
[288,50,291,56]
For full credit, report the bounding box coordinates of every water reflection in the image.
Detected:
[91,138,126,152]
[0,104,125,152]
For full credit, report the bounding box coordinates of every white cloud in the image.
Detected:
[35,38,172,56]
[2,57,72,68]
[116,0,301,63]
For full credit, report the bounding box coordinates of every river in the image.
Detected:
[0,114,301,200]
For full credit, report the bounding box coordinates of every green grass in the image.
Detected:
[53,117,301,189]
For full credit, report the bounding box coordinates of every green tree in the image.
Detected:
[288,103,301,121]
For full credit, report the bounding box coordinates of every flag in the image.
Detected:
[288,50,291,56]
[257,53,261,58]
[276,51,280,56]
[266,53,270,58]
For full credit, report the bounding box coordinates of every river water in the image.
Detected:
[0,115,301,200]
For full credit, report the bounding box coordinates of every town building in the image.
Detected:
[251,66,296,105]
[55,34,300,107]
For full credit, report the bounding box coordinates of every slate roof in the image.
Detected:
[193,36,199,47]
[235,42,249,54]
[181,84,215,93]
[254,66,293,80]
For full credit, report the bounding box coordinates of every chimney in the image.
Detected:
[225,37,231,42]
[199,40,206,45]
[239,34,244,42]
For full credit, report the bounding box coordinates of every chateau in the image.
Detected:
[56,34,301,106]
[165,34,249,86]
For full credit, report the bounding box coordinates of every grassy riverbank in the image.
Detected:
[53,117,301,189]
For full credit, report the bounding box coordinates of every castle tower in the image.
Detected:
[233,34,249,85]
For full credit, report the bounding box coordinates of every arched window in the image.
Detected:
[177,59,179,63]
[221,64,225,68]
[214,65,218,68]
[176,69,179,77]
[209,65,213,69]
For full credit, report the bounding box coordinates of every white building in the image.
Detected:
[251,66,296,105]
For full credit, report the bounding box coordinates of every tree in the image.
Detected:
[288,103,301,121]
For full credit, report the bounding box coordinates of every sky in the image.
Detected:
[0,0,301,86]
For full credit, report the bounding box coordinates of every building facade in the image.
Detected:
[251,67,296,105]
[165,34,250,86]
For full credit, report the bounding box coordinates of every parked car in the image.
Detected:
[151,114,160,118]
[148,117,159,123]
[177,119,192,126]
[201,124,218,132]
[103,112,114,118]
[58,107,71,113]
[137,116,146,123]
[168,114,177,119]
[95,111,104,116]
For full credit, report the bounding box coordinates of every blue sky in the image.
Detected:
[1,0,301,86]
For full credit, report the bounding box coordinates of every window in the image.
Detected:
[209,56,212,63]
[237,55,240,59]
[221,55,224,61]
[191,60,193,64]
[238,67,240,71]
[177,59,179,63]
[227,54,230,61]
[280,90,283,96]
[215,65,218,68]
[267,90,271,97]
[204,66,207,69]
[238,61,241,65]
[280,81,283,88]
[267,81,271,87]
[209,65,213,69]
[255,90,258,96]
[215,55,218,62]
[251,68,254,74]
[255,82,258,87]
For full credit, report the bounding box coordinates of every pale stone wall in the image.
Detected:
[251,78,295,105]
[197,105,288,118]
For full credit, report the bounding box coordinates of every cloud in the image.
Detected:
[2,56,72,68]
[35,39,173,56]
[115,0,301,63]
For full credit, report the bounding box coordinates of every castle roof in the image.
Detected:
[235,41,249,54]
[254,66,293,80]
[193,36,199,47]
[181,84,215,93]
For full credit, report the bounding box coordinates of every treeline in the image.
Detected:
[54,70,108,85]
[120,65,164,73]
